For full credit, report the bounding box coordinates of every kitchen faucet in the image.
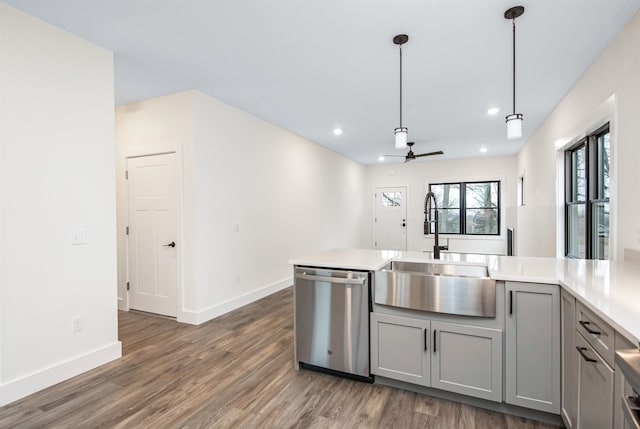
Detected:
[424,191,449,259]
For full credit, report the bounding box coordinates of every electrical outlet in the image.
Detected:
[235,274,240,284]
[68,229,88,245]
[72,316,83,333]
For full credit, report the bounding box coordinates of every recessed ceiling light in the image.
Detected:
[333,128,343,135]
[480,147,488,153]
[378,156,385,162]
[487,107,500,115]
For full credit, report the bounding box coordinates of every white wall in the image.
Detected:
[516,10,640,259]
[366,156,517,254]
[0,5,121,405]
[116,90,367,324]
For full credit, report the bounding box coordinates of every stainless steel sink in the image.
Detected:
[390,261,489,278]
[374,261,496,317]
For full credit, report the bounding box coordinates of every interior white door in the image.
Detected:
[374,187,407,250]
[127,153,177,317]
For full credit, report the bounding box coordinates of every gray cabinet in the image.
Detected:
[576,333,614,429]
[563,290,635,429]
[431,321,502,402]
[505,281,560,414]
[561,288,578,428]
[371,312,503,402]
[370,313,430,386]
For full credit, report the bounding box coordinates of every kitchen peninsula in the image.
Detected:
[291,248,640,427]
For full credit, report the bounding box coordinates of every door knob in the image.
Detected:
[163,241,176,248]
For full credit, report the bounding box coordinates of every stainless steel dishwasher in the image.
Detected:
[294,266,372,381]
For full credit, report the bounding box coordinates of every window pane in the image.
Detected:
[430,184,460,209]
[381,191,401,207]
[465,209,498,234]
[592,202,609,260]
[466,182,498,208]
[598,132,610,199]
[567,204,586,258]
[572,146,586,202]
[437,209,460,234]
[517,176,524,206]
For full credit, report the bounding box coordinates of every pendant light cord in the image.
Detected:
[399,44,403,127]
[512,18,516,115]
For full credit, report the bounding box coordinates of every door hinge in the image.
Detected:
[374,241,377,247]
[125,170,128,179]
[126,282,130,291]
[374,217,377,222]
[126,226,129,235]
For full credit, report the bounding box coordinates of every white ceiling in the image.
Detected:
[6,0,640,165]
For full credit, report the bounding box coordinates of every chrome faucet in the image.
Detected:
[424,191,449,259]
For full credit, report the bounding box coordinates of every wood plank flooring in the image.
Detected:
[0,288,562,428]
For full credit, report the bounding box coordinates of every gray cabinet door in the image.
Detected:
[576,333,614,429]
[431,321,503,402]
[370,313,430,386]
[505,282,560,413]
[561,289,578,428]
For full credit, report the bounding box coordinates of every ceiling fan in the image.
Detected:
[385,142,444,163]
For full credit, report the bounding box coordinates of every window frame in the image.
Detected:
[427,180,501,236]
[564,123,610,259]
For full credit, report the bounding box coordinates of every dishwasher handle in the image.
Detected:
[295,273,366,285]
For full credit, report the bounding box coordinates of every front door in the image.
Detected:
[374,187,407,251]
[127,153,177,317]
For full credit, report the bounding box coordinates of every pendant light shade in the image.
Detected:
[506,113,523,139]
[504,6,525,140]
[393,34,409,150]
[394,127,408,149]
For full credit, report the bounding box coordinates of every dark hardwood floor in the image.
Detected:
[0,288,562,428]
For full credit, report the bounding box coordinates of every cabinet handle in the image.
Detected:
[424,329,428,351]
[579,320,602,335]
[433,329,437,353]
[295,273,366,285]
[576,346,597,363]
[509,290,513,314]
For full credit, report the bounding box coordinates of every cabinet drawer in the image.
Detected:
[576,333,614,429]
[576,300,615,367]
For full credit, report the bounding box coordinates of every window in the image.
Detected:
[428,181,500,235]
[381,191,402,207]
[565,124,610,259]
[517,176,525,206]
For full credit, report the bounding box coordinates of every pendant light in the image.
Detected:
[393,34,409,150]
[504,6,525,140]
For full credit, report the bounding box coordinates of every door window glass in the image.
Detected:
[381,192,402,207]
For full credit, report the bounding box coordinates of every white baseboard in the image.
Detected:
[0,341,122,406]
[178,277,292,325]
[117,296,127,311]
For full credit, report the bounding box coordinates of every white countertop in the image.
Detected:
[289,248,401,271]
[291,248,640,344]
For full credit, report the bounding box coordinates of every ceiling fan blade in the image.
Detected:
[383,154,406,157]
[415,150,444,158]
